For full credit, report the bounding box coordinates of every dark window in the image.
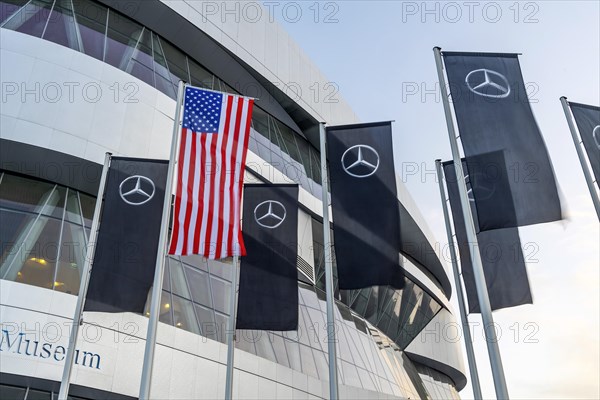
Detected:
[3,0,54,37]
[104,7,142,70]
[0,0,28,24]
[72,0,107,61]
[43,0,80,51]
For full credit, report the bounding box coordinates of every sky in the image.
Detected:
[273,1,599,398]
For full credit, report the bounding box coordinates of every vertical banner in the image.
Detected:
[443,160,532,312]
[443,52,563,230]
[326,122,403,290]
[236,184,299,331]
[569,102,600,190]
[85,157,168,313]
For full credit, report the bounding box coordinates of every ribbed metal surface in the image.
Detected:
[297,255,315,284]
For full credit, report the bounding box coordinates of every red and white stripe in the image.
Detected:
[169,93,253,259]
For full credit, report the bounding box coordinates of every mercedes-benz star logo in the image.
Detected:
[465,68,511,99]
[341,144,380,178]
[254,200,286,229]
[593,125,600,150]
[465,173,496,202]
[119,175,156,206]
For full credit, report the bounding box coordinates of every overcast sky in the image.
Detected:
[273,1,599,398]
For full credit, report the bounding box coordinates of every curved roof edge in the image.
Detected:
[404,308,468,391]
[96,0,452,300]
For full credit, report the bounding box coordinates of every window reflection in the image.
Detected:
[2,0,54,38]
[43,0,80,51]
[1,0,325,197]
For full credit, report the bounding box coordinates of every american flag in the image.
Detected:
[169,86,254,258]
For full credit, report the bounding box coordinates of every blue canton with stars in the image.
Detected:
[182,86,223,133]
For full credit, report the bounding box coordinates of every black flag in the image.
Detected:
[236,184,299,331]
[569,102,600,190]
[443,161,532,313]
[327,122,403,290]
[84,157,168,313]
[443,51,563,230]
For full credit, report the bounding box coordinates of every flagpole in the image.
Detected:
[58,152,112,400]
[560,97,600,220]
[319,122,340,400]
[224,255,240,400]
[435,159,483,400]
[139,80,185,400]
[433,46,509,399]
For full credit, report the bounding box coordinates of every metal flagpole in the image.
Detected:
[560,97,600,220]
[224,255,240,399]
[435,159,484,400]
[58,152,112,400]
[319,122,339,400]
[433,47,510,399]
[139,80,186,400]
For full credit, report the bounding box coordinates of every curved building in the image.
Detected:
[0,1,466,399]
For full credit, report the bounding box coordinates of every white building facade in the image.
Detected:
[0,1,466,399]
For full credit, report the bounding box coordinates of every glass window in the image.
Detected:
[357,367,378,392]
[42,185,66,219]
[152,33,176,98]
[299,344,318,379]
[209,275,230,314]
[0,384,26,400]
[254,331,277,363]
[269,334,290,368]
[159,36,189,85]
[64,189,83,224]
[283,337,301,371]
[78,193,95,227]
[195,303,216,339]
[105,7,143,70]
[252,107,270,140]
[171,294,200,334]
[144,290,173,324]
[2,0,53,37]
[43,0,80,51]
[207,258,231,281]
[0,209,35,268]
[311,348,328,380]
[235,330,257,354]
[213,311,227,343]
[189,60,213,89]
[169,257,190,299]
[72,0,107,61]
[54,221,87,294]
[125,27,154,87]
[0,174,56,214]
[23,389,51,400]
[181,254,208,271]
[184,265,212,307]
[1,216,60,290]
[0,0,28,25]
[341,360,362,389]
[296,306,311,347]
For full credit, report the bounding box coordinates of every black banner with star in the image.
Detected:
[443,52,563,230]
[85,157,168,313]
[326,122,403,290]
[236,184,299,331]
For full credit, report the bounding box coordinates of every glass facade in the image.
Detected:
[0,383,100,400]
[0,172,93,295]
[0,0,324,199]
[312,219,443,349]
[416,364,462,400]
[0,171,452,397]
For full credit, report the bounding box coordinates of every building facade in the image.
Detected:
[0,1,466,398]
